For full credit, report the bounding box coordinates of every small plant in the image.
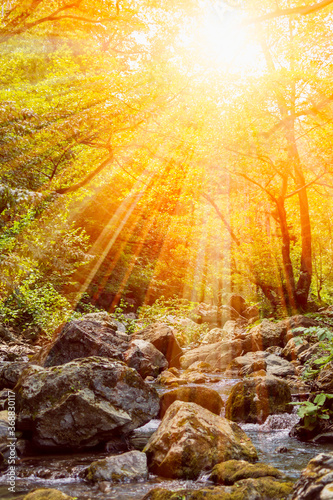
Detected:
[291,325,333,379]
[290,393,333,430]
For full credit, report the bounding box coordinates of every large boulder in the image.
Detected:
[179,340,243,370]
[225,376,292,424]
[32,318,129,367]
[133,323,183,368]
[201,328,226,344]
[124,339,168,378]
[16,356,159,450]
[292,452,333,500]
[85,450,148,483]
[159,386,224,418]
[144,401,258,479]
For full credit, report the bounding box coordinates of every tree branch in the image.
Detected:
[245,0,333,24]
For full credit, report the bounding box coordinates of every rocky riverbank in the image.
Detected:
[0,304,333,499]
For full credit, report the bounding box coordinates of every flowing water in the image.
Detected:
[1,375,332,499]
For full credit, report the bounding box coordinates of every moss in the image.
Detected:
[210,460,283,485]
[22,488,74,499]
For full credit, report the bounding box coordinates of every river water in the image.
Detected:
[1,375,332,499]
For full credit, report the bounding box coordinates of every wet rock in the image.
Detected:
[0,361,29,389]
[144,401,257,479]
[292,452,333,499]
[133,323,183,368]
[159,386,224,418]
[16,356,159,449]
[32,318,129,367]
[22,489,74,499]
[142,477,293,499]
[86,450,148,483]
[179,340,243,370]
[209,459,283,484]
[124,339,168,378]
[225,376,292,424]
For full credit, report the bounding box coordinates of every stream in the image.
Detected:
[1,374,333,499]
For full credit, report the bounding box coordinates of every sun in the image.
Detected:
[197,3,263,73]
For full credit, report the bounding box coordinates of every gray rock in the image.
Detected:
[266,354,296,377]
[0,361,29,389]
[133,323,183,368]
[32,318,129,367]
[16,356,159,450]
[124,339,168,378]
[86,450,148,483]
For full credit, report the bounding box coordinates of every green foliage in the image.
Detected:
[290,393,333,430]
[0,272,74,337]
[292,325,333,379]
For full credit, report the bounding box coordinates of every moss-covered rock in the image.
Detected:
[22,489,74,499]
[209,459,283,485]
[144,401,257,480]
[225,376,292,424]
[141,477,294,499]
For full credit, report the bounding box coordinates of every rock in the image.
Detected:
[82,311,127,332]
[209,459,283,484]
[16,356,159,449]
[282,338,311,361]
[85,450,148,483]
[292,452,333,500]
[222,321,237,335]
[298,342,321,364]
[228,294,247,315]
[243,305,260,321]
[133,323,183,368]
[22,489,74,500]
[228,351,295,378]
[33,318,129,367]
[248,319,287,350]
[192,303,243,328]
[185,361,215,372]
[225,376,292,424]
[0,324,17,343]
[124,339,168,378]
[266,354,296,377]
[202,328,226,344]
[316,361,333,393]
[159,386,224,418]
[142,477,293,499]
[157,370,187,386]
[0,342,36,362]
[179,340,243,370]
[0,361,29,389]
[144,401,258,479]
[230,351,267,376]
